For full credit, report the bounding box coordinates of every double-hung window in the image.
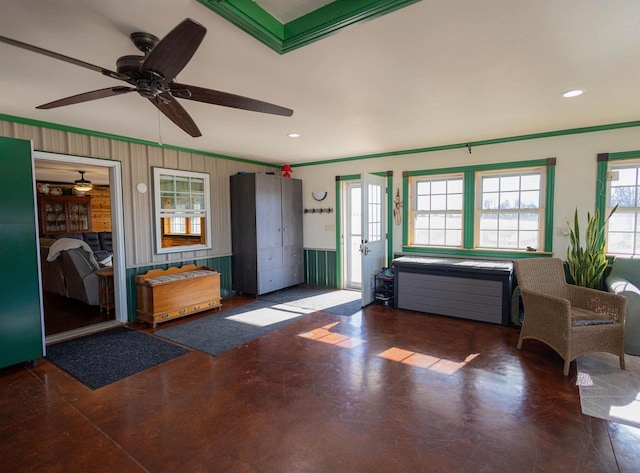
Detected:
[411,175,463,247]
[606,160,640,255]
[153,167,211,254]
[405,159,553,256]
[477,170,543,250]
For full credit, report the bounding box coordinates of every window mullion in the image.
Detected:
[463,170,475,249]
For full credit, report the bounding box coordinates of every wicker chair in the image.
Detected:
[514,258,626,376]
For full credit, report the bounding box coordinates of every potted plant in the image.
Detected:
[566,205,617,289]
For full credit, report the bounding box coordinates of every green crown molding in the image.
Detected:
[0,113,279,169]
[198,0,420,54]
[292,120,640,168]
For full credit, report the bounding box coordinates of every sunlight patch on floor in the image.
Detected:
[226,305,313,327]
[298,322,366,348]
[378,347,479,374]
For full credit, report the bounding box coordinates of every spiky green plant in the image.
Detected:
[566,206,617,289]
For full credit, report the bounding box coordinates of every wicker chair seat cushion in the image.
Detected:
[571,306,616,327]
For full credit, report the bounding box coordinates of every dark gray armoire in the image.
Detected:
[230,173,303,295]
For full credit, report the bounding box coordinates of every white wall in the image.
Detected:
[294,127,640,257]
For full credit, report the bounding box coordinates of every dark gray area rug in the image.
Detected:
[46,326,190,389]
[257,286,362,316]
[156,300,313,356]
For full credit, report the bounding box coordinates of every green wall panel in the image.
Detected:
[305,249,337,288]
[0,136,43,368]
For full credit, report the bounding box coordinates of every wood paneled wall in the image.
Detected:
[0,119,271,269]
[86,185,111,232]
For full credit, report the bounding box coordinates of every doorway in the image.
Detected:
[339,173,390,307]
[33,151,127,342]
[343,180,362,291]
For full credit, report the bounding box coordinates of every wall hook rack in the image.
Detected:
[304,207,333,214]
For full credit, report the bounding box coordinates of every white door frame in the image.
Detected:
[342,180,362,290]
[33,151,127,325]
[360,173,387,307]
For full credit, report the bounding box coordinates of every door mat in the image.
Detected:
[45,326,190,389]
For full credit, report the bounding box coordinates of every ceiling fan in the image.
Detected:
[0,18,293,137]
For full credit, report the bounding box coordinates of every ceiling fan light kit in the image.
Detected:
[0,18,293,138]
[73,170,93,193]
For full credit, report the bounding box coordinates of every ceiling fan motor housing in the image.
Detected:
[130,32,159,53]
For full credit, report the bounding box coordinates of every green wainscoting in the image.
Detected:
[304,249,337,288]
[125,256,232,322]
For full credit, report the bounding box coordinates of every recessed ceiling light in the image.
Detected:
[562,89,584,98]
[287,133,300,138]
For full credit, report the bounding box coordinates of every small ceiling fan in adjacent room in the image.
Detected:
[0,18,293,137]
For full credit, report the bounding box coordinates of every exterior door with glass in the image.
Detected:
[360,173,386,307]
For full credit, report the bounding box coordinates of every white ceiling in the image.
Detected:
[34,160,109,186]
[254,0,334,23]
[1,0,640,167]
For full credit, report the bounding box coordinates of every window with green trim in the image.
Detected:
[410,174,463,247]
[405,159,553,255]
[607,160,640,255]
[476,169,544,250]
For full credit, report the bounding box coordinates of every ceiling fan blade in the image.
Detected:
[0,35,128,81]
[140,19,206,83]
[36,86,136,109]
[171,82,294,117]
[149,93,201,137]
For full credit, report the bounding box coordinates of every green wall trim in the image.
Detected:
[386,173,393,265]
[335,178,342,288]
[402,174,409,246]
[292,120,640,169]
[197,0,284,52]
[607,150,640,161]
[544,164,556,252]
[463,170,476,248]
[406,158,551,177]
[0,113,280,169]
[403,158,556,254]
[400,246,553,260]
[199,0,419,54]
[125,256,233,323]
[335,171,393,288]
[594,149,640,233]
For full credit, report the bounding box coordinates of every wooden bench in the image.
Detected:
[136,264,222,327]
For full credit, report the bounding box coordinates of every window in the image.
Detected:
[405,159,553,256]
[607,161,640,255]
[367,182,383,242]
[153,168,211,254]
[410,175,463,247]
[477,170,543,250]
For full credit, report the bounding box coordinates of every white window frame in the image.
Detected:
[153,167,211,254]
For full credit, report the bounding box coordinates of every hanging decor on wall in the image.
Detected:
[281,164,293,178]
[393,187,402,225]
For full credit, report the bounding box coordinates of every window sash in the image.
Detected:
[607,160,640,255]
[476,169,544,250]
[410,174,464,247]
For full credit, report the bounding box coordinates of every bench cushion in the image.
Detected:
[142,269,215,287]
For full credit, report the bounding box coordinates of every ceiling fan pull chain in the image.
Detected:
[157,109,163,146]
